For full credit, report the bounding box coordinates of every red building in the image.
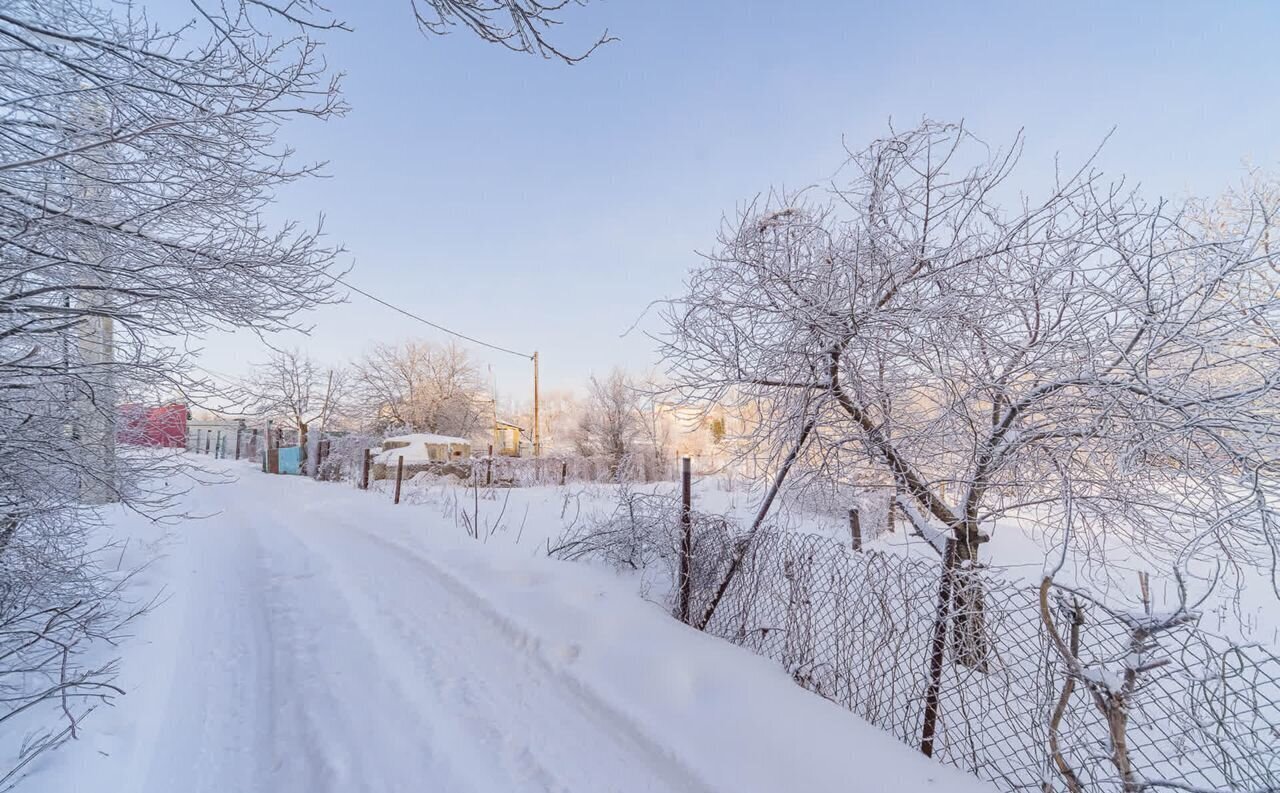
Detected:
[118,403,188,448]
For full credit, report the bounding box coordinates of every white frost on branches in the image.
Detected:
[659,120,1280,597]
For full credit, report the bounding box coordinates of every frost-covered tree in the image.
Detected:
[410,0,613,62]
[0,0,343,768]
[575,368,671,478]
[576,369,641,466]
[661,121,1280,603]
[353,340,487,438]
[247,349,347,468]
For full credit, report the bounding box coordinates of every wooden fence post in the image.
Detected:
[921,539,958,757]
[234,428,242,460]
[677,457,693,623]
[486,444,493,486]
[204,431,211,455]
[393,455,405,504]
[361,447,371,490]
[266,421,279,474]
[849,507,862,551]
[560,460,568,487]
[216,431,223,459]
[888,489,897,534]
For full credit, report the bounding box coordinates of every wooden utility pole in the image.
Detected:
[532,350,541,457]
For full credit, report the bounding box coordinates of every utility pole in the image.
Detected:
[532,350,541,457]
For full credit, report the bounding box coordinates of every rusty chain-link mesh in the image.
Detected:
[695,528,1280,792]
[564,497,1280,793]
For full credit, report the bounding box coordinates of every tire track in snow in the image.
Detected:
[285,515,720,793]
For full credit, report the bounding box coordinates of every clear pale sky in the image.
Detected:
[178,0,1280,399]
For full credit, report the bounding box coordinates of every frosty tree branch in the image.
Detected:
[660,120,1280,600]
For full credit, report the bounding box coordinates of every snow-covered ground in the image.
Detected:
[400,470,1280,646]
[24,457,995,793]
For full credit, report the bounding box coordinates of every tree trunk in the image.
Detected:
[298,420,309,475]
[949,524,991,671]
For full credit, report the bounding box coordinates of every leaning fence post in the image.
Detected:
[393,455,404,504]
[849,507,862,551]
[677,457,693,623]
[921,538,958,757]
[361,447,371,490]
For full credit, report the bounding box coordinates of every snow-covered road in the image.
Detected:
[32,459,995,793]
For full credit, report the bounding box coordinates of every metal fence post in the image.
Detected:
[677,456,693,623]
[393,455,404,504]
[921,538,958,757]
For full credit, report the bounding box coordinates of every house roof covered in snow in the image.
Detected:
[383,432,470,446]
[375,432,472,465]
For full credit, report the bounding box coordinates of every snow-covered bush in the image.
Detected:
[548,486,741,614]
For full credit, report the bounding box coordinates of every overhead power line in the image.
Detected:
[327,272,534,360]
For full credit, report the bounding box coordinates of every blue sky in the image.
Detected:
[183,0,1280,398]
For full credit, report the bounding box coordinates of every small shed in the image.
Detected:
[493,420,526,457]
[371,433,472,480]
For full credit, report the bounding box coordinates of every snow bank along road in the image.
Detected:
[33,458,995,793]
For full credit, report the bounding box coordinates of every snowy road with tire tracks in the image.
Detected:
[33,458,994,793]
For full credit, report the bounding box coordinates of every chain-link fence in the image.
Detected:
[560,494,1280,792]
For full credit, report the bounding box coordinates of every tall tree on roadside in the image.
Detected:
[0,0,344,767]
[248,349,347,471]
[661,121,1280,627]
[353,340,487,438]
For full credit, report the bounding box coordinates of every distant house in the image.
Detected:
[371,432,472,480]
[186,416,246,453]
[118,403,187,448]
